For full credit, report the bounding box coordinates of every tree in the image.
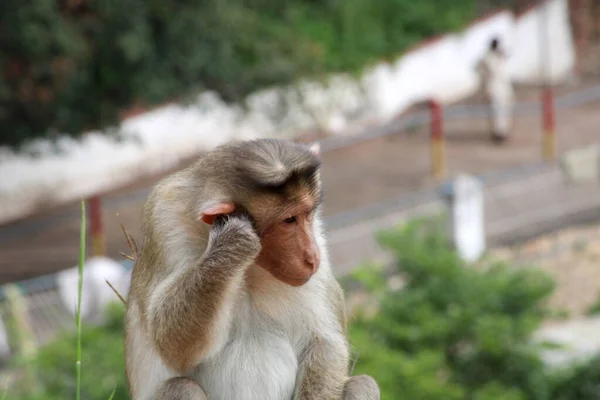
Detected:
[0,0,477,148]
[347,216,558,400]
[0,0,319,147]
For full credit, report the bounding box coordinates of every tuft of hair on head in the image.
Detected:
[232,139,321,191]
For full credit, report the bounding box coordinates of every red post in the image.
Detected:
[542,86,556,161]
[429,99,446,178]
[88,196,106,257]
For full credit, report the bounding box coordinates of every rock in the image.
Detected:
[535,316,600,367]
[560,145,600,183]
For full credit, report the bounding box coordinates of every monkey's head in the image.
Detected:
[198,139,323,287]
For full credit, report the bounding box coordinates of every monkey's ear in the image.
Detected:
[199,202,235,225]
[308,142,320,156]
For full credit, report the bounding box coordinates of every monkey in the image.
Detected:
[124,138,380,400]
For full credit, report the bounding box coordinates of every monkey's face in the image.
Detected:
[252,194,321,287]
[198,139,324,287]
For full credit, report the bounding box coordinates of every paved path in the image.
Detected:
[1,89,599,284]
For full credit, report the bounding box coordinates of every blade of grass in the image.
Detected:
[105,280,126,305]
[350,351,360,375]
[76,200,86,400]
[1,374,10,400]
[107,388,116,400]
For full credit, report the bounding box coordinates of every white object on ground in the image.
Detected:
[56,256,128,321]
[447,174,486,263]
[535,316,600,368]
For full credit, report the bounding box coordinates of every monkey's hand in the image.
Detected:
[207,212,262,266]
[145,211,261,373]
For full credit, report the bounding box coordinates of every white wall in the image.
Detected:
[362,11,515,125]
[0,0,575,224]
[508,0,576,83]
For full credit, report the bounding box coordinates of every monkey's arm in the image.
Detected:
[293,282,350,400]
[293,324,380,400]
[294,282,380,400]
[293,333,349,400]
[146,214,261,374]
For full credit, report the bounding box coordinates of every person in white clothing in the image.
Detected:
[477,37,514,143]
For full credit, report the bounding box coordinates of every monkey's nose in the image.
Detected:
[305,256,319,274]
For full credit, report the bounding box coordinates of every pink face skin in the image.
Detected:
[200,198,321,287]
[254,199,320,286]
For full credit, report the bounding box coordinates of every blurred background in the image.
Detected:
[1,0,600,398]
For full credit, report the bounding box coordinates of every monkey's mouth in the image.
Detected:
[280,274,312,287]
[265,267,315,287]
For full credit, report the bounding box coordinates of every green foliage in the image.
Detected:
[348,216,558,400]
[585,291,600,316]
[8,200,127,400]
[551,355,600,400]
[77,200,87,400]
[0,0,476,147]
[288,0,476,73]
[11,303,128,400]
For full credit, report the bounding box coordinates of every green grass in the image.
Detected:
[74,201,117,400]
[0,201,102,398]
[3,199,121,399]
[76,200,86,400]
[1,377,8,400]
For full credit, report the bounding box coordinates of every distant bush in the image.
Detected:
[347,216,562,400]
[0,0,476,147]
[551,355,600,400]
[286,0,476,73]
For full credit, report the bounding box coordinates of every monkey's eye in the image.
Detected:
[283,216,297,224]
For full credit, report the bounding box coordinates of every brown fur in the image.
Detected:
[155,377,208,400]
[124,138,379,400]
